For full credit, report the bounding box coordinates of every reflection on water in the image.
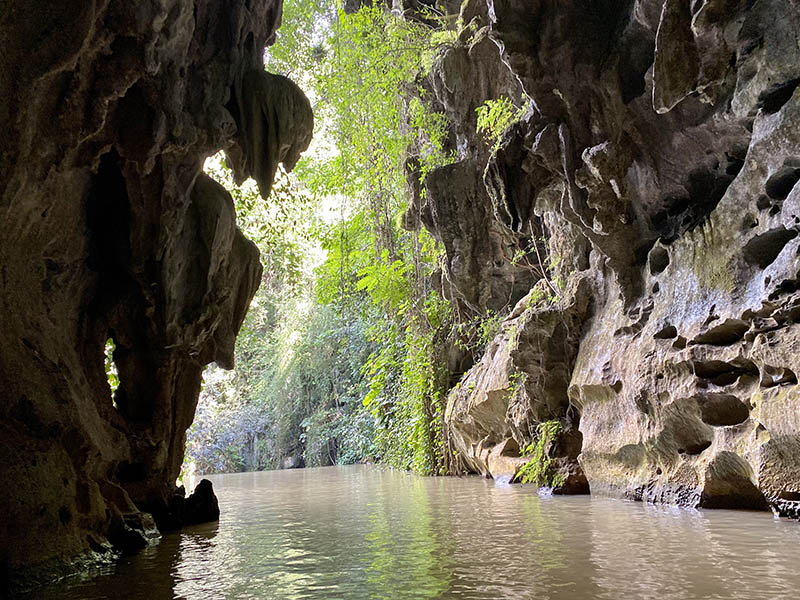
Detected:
[37,465,800,599]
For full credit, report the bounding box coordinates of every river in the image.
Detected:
[37,465,800,599]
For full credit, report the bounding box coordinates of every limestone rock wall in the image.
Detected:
[446,276,591,493]
[0,0,311,585]
[409,0,800,512]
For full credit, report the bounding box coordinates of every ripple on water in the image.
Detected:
[36,465,800,600]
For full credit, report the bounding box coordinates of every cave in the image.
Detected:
[3,0,800,595]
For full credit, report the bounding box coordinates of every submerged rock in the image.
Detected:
[108,511,162,554]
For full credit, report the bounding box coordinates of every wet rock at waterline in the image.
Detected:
[107,511,162,555]
[281,454,306,470]
[406,0,800,510]
[0,0,311,589]
[183,479,221,526]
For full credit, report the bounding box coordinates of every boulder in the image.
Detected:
[183,479,221,526]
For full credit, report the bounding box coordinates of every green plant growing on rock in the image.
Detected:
[517,420,566,488]
[455,309,504,357]
[476,96,528,152]
[508,284,559,347]
[478,310,503,345]
[505,370,526,401]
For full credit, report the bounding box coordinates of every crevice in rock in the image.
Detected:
[684,165,737,229]
[741,213,758,230]
[689,319,749,346]
[653,324,678,339]
[500,438,521,458]
[678,440,712,455]
[618,13,655,104]
[700,452,769,510]
[760,365,798,388]
[86,150,132,297]
[742,227,798,269]
[116,461,147,485]
[725,151,746,177]
[696,394,750,426]
[104,337,120,409]
[765,161,800,201]
[661,400,715,458]
[614,298,654,337]
[649,244,669,275]
[768,272,800,300]
[692,359,758,386]
[652,156,743,242]
[672,336,687,350]
[757,78,800,114]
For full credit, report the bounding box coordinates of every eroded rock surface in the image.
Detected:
[446,276,591,493]
[0,0,311,588]
[406,0,800,511]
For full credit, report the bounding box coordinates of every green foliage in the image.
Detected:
[516,421,566,488]
[186,289,378,473]
[204,154,310,293]
[265,0,332,81]
[475,96,527,152]
[299,2,456,206]
[356,251,412,313]
[454,309,503,358]
[293,3,458,475]
[361,293,452,475]
[184,0,461,477]
[505,371,526,401]
[478,311,503,347]
[104,338,119,397]
[185,147,378,474]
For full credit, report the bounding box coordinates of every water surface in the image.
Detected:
[41,465,800,599]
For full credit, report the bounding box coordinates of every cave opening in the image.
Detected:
[104,337,120,409]
[7,0,800,595]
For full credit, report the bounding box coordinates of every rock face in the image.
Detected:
[406,0,800,512]
[0,0,311,587]
[445,277,591,493]
[183,479,221,526]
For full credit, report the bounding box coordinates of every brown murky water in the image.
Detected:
[38,465,800,599]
